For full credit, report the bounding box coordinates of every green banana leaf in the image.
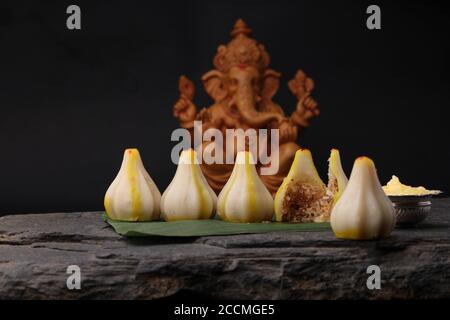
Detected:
[102,213,331,237]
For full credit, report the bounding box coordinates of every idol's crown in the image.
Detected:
[213,19,270,72]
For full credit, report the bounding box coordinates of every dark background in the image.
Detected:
[0,0,449,214]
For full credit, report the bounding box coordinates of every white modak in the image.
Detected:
[217,151,274,223]
[331,157,395,240]
[160,149,217,221]
[104,149,161,221]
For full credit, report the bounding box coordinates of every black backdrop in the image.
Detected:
[1,0,449,214]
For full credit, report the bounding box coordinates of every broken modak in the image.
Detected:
[274,148,348,222]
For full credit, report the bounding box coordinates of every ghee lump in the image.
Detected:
[383,175,441,196]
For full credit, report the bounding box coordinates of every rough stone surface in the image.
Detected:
[0,198,449,299]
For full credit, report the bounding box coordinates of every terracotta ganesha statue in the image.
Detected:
[172,19,320,194]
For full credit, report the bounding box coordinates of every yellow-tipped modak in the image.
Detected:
[160,149,217,221]
[274,148,348,222]
[217,151,274,223]
[327,148,348,206]
[104,148,161,221]
[331,156,395,240]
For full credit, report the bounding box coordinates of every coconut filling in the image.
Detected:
[327,175,338,195]
[281,179,334,222]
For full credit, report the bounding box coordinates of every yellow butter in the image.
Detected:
[382,175,441,196]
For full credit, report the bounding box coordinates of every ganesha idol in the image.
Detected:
[172,19,320,195]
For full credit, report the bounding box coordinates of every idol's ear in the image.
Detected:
[261,69,281,100]
[202,70,227,103]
